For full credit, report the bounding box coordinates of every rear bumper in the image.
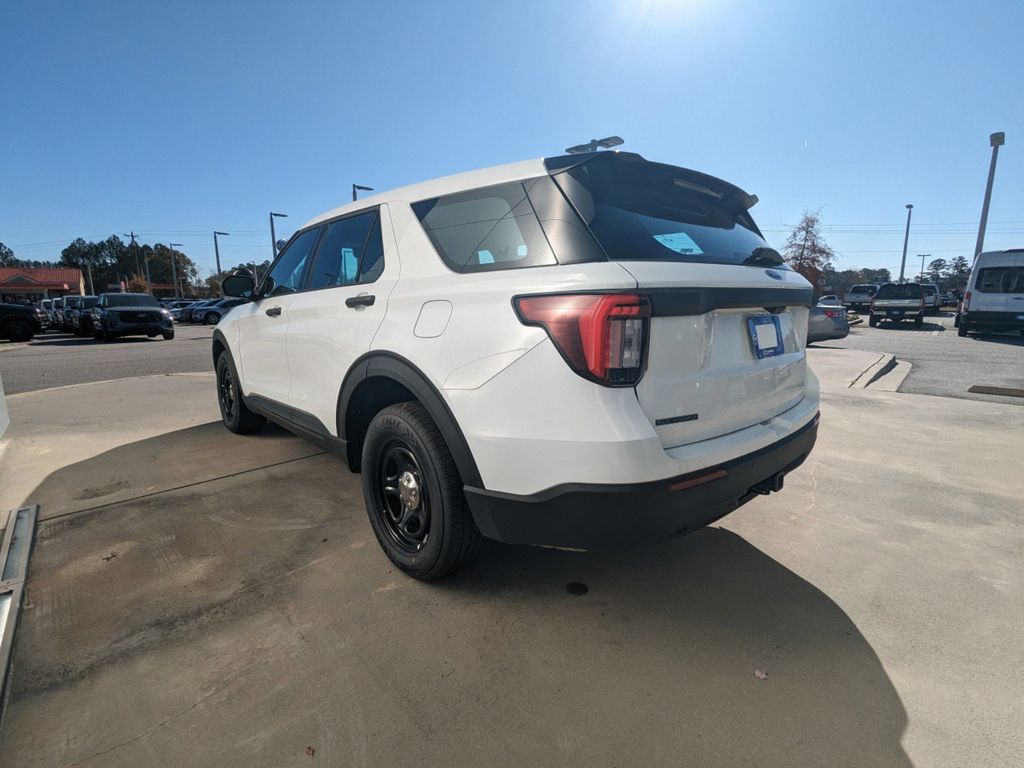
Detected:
[962,310,1024,331]
[465,413,819,550]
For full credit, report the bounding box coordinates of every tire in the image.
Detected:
[914,315,923,328]
[215,353,265,434]
[958,322,968,337]
[868,315,878,328]
[2,318,34,342]
[206,313,220,325]
[162,330,174,340]
[361,402,482,581]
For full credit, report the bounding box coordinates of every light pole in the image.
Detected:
[973,131,1005,261]
[352,184,373,202]
[213,231,228,280]
[169,243,183,299]
[269,212,288,261]
[918,254,930,282]
[898,204,913,282]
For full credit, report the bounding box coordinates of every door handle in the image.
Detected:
[265,306,282,317]
[345,294,376,308]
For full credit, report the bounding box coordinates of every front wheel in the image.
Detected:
[216,353,265,434]
[2,318,34,342]
[914,315,923,328]
[361,402,482,581]
[162,330,174,340]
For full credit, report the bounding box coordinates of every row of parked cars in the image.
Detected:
[163,298,246,324]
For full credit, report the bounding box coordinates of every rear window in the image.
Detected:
[921,285,937,296]
[850,285,876,293]
[105,294,161,307]
[549,153,772,266]
[875,283,923,299]
[81,297,98,309]
[976,266,1024,293]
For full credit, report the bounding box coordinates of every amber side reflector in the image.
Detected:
[669,468,728,493]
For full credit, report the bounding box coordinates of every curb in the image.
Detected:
[849,353,896,389]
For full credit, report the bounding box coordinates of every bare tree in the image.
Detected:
[782,210,835,288]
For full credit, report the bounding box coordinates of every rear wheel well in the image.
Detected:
[343,376,416,472]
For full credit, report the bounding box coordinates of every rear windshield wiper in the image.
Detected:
[742,246,784,267]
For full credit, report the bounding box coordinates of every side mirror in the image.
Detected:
[221,268,256,299]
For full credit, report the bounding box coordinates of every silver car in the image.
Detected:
[807,305,850,343]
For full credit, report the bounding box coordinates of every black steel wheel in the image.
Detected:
[361,402,481,580]
[216,353,265,434]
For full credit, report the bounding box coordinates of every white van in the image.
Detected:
[958,249,1024,337]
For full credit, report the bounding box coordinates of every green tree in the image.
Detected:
[782,210,834,288]
[926,258,948,283]
[0,242,15,266]
[946,255,970,292]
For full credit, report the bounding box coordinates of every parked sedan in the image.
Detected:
[807,305,850,344]
[91,293,174,341]
[178,300,214,323]
[191,298,245,324]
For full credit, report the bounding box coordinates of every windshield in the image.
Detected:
[105,294,162,307]
[876,283,923,299]
[548,154,772,266]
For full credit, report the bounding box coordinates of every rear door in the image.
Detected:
[971,254,1017,314]
[285,205,397,432]
[548,153,812,450]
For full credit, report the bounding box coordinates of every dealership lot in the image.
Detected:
[0,347,1022,767]
[817,311,1024,405]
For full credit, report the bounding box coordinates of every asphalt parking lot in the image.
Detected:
[1,333,1022,767]
[816,311,1024,406]
[0,324,214,395]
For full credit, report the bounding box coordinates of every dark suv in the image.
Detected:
[0,302,43,342]
[91,293,174,341]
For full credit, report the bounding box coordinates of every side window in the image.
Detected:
[976,267,1011,293]
[307,210,383,290]
[412,181,556,273]
[263,227,321,297]
[307,210,380,290]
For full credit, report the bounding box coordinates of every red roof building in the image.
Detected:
[0,267,86,302]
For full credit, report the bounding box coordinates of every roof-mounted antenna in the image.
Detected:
[565,135,624,154]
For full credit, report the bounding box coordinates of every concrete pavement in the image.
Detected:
[0,349,1021,767]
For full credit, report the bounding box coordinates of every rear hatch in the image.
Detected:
[547,152,813,449]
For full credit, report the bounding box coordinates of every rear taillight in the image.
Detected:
[963,291,971,310]
[514,293,651,386]
[823,308,839,319]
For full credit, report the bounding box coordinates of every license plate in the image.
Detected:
[748,315,784,359]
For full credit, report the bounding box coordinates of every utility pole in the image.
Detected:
[974,132,1005,261]
[125,231,141,286]
[84,263,95,295]
[898,204,913,282]
[213,231,229,279]
[143,251,153,294]
[918,254,930,281]
[169,243,183,299]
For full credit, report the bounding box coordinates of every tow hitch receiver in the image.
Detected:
[752,472,785,495]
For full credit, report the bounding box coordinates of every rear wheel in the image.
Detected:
[162,330,174,340]
[216,353,265,434]
[361,402,482,581]
[914,315,923,328]
[868,315,878,328]
[206,313,220,325]
[958,322,969,337]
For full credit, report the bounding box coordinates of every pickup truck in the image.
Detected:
[843,284,878,311]
[869,283,925,327]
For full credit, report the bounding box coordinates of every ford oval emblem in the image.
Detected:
[765,269,783,280]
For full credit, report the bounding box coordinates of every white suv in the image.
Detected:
[214,151,820,579]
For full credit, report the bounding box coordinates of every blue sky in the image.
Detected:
[2,0,1021,277]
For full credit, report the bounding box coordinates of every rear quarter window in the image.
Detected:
[412,181,557,273]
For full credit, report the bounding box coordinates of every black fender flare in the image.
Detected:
[337,351,483,489]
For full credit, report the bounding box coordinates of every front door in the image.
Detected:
[235,226,322,403]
